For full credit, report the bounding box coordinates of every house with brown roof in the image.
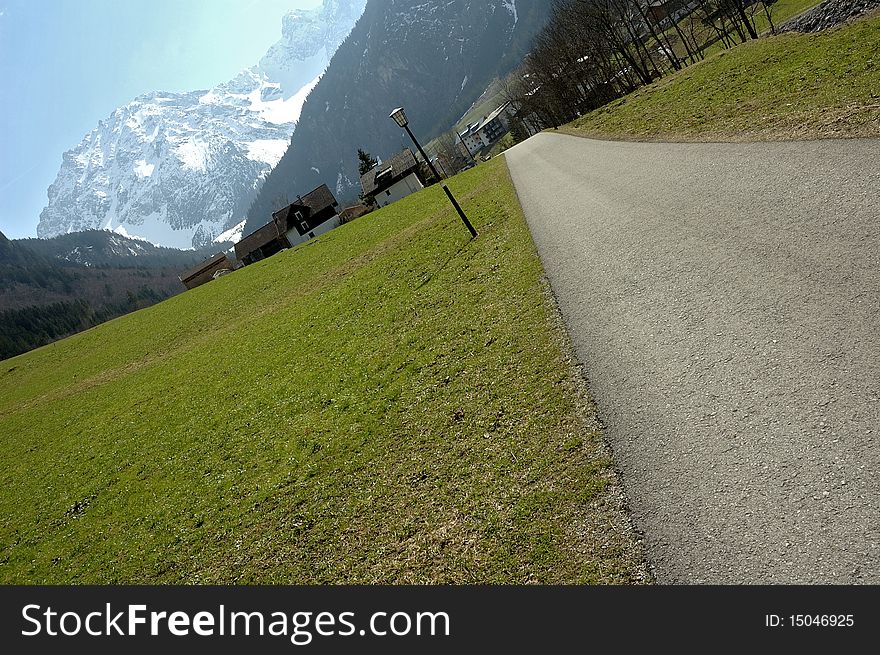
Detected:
[360,148,424,209]
[234,222,285,266]
[178,252,235,290]
[339,204,371,224]
[272,184,340,248]
[645,0,698,27]
[235,184,340,265]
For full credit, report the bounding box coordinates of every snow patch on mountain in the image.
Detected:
[502,0,518,26]
[62,233,151,265]
[246,140,290,166]
[133,160,155,178]
[112,226,150,243]
[214,219,247,245]
[176,141,210,172]
[37,0,366,249]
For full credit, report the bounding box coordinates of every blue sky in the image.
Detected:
[0,0,320,239]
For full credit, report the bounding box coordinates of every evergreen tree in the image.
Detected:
[510,117,530,145]
[357,149,378,176]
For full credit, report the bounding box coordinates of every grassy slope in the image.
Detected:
[750,0,821,33]
[0,159,648,584]
[455,78,507,130]
[673,0,822,58]
[565,14,879,142]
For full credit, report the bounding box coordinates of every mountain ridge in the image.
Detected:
[36,0,367,250]
[243,0,551,233]
[1,229,216,359]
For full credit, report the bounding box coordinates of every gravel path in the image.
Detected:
[505,132,880,583]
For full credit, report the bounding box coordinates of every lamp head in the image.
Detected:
[389,107,408,128]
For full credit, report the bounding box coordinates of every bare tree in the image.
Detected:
[758,0,779,35]
[434,131,470,173]
[493,0,771,139]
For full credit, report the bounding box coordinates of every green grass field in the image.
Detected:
[667,0,822,59]
[565,14,879,142]
[748,0,821,34]
[0,159,648,584]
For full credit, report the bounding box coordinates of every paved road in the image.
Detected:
[505,133,880,583]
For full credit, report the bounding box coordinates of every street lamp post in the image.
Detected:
[390,107,477,238]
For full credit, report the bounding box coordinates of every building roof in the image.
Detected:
[460,122,481,138]
[360,148,419,197]
[234,221,283,260]
[273,184,338,225]
[179,252,231,282]
[306,184,337,211]
[339,204,371,221]
[460,102,511,139]
[272,184,339,236]
[481,102,510,126]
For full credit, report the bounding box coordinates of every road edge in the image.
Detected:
[500,154,656,584]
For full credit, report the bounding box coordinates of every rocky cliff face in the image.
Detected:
[244,0,550,232]
[37,0,367,249]
[780,0,880,33]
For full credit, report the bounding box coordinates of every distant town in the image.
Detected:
[179,102,514,290]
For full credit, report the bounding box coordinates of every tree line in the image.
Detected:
[1,231,186,360]
[0,286,170,361]
[502,0,781,136]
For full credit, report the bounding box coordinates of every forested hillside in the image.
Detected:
[17,230,223,269]
[0,231,214,360]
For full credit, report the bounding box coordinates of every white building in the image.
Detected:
[457,102,513,157]
[278,207,341,247]
[360,148,425,208]
[235,184,340,265]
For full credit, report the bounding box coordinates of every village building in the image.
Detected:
[457,102,513,157]
[234,222,286,266]
[644,0,699,28]
[360,148,425,209]
[272,184,340,248]
[235,184,340,265]
[178,252,235,290]
[339,204,371,223]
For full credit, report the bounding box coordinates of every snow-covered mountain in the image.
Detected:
[37,0,366,249]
